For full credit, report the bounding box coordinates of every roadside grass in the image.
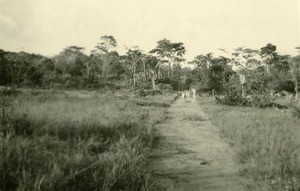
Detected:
[0,90,174,191]
[131,95,175,108]
[274,97,300,118]
[200,97,300,191]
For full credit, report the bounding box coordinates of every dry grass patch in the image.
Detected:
[0,90,175,191]
[200,97,300,191]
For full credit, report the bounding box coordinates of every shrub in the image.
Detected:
[215,89,250,106]
[135,89,162,97]
[0,88,21,96]
[156,83,173,92]
[274,80,295,93]
[290,103,300,118]
[136,89,146,97]
[249,94,275,108]
[216,89,275,108]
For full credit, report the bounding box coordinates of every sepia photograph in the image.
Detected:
[0,0,300,190]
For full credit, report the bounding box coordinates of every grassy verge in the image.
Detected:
[200,97,300,191]
[0,90,175,191]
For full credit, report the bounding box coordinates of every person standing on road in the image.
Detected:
[191,88,196,101]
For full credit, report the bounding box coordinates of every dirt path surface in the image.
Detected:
[149,97,249,191]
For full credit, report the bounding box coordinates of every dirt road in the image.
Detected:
[149,97,249,191]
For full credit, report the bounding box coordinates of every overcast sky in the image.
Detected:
[0,0,299,60]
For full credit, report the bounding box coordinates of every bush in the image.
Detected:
[216,89,275,108]
[155,77,171,84]
[135,89,162,97]
[135,81,152,90]
[291,104,300,118]
[156,83,173,92]
[274,80,295,93]
[215,89,250,106]
[249,94,275,108]
[0,88,21,96]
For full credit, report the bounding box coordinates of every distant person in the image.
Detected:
[191,88,196,101]
[185,90,190,98]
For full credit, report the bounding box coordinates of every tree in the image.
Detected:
[50,46,88,88]
[0,49,12,86]
[125,46,143,88]
[63,46,86,76]
[207,57,232,94]
[191,53,233,94]
[95,36,117,54]
[54,46,85,76]
[170,63,193,91]
[150,39,186,77]
[273,55,290,76]
[3,51,30,87]
[25,55,50,88]
[108,57,126,81]
[145,55,161,90]
[140,53,148,79]
[92,35,118,83]
[0,50,50,88]
[260,43,278,75]
[192,53,213,69]
[232,47,261,71]
[190,53,214,92]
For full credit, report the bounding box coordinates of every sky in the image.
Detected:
[0,0,299,61]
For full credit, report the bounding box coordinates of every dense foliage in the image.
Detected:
[188,44,300,109]
[1,37,299,102]
[0,37,191,93]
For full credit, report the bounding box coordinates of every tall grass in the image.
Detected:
[200,98,300,191]
[0,91,174,191]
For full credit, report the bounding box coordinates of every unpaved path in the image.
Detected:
[149,97,249,191]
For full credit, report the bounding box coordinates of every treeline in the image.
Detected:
[1,36,300,98]
[0,36,191,91]
[189,44,300,102]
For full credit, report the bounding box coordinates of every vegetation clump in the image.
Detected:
[215,89,276,108]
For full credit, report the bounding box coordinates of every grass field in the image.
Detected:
[0,90,176,191]
[200,97,300,191]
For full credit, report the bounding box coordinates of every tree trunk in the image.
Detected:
[53,60,58,78]
[166,57,172,77]
[143,61,146,79]
[133,71,136,88]
[241,84,245,97]
[158,67,162,78]
[265,64,271,75]
[151,70,156,90]
[85,63,90,77]
[289,61,298,100]
[152,77,155,90]
[295,80,298,100]
[51,61,58,88]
